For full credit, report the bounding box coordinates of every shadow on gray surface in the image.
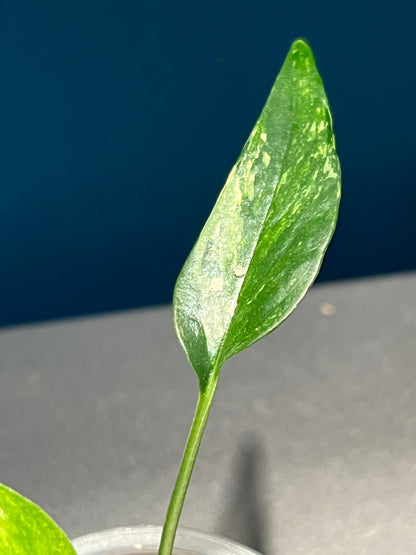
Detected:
[216,435,270,554]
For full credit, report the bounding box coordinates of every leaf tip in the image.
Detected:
[287,39,315,70]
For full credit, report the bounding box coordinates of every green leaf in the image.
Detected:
[0,483,76,554]
[174,40,341,389]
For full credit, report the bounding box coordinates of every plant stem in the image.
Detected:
[158,373,219,555]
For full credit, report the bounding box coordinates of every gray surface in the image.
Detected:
[1,272,416,554]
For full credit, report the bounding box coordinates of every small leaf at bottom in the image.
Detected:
[0,483,76,554]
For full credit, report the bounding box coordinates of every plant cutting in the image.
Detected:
[0,39,341,554]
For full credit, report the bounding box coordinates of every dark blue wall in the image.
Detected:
[1,2,415,326]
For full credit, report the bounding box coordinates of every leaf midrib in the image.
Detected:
[210,114,298,374]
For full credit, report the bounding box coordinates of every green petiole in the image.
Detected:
[158,373,220,555]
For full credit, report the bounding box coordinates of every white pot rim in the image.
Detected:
[72,525,261,554]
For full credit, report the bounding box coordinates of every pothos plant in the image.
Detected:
[0,39,341,554]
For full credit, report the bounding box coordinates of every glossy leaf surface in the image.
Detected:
[174,40,341,389]
[0,483,76,554]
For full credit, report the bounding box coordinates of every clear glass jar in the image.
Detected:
[72,525,261,555]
